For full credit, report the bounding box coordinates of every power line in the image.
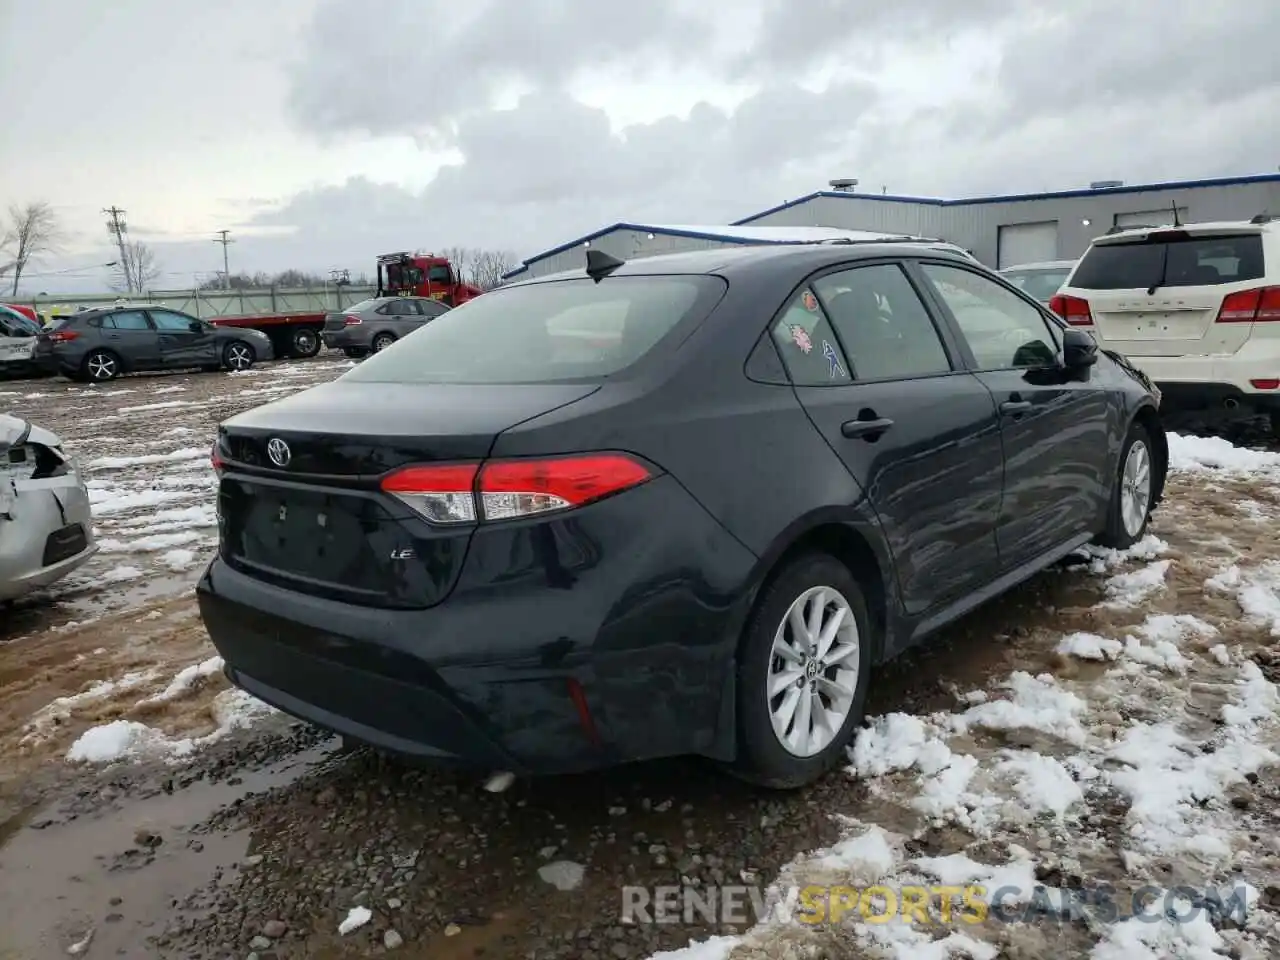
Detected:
[213,229,234,290]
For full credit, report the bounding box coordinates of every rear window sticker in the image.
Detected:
[801,290,819,312]
[789,324,813,353]
[822,339,846,379]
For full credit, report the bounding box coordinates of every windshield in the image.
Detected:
[1002,268,1072,301]
[342,275,726,384]
[344,299,382,313]
[1071,233,1265,290]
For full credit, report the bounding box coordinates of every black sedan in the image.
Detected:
[36,304,275,382]
[197,242,1166,788]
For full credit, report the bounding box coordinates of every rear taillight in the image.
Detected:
[1049,294,1093,326]
[1215,286,1280,323]
[343,314,362,326]
[49,330,78,343]
[380,454,655,525]
[211,443,225,476]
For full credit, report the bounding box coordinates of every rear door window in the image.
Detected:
[814,264,952,380]
[1071,233,1265,290]
[769,287,851,386]
[106,310,151,331]
[342,275,726,384]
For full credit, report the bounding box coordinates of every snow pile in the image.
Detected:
[1166,433,1280,475]
[65,688,277,764]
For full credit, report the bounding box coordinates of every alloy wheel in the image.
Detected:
[226,344,253,371]
[767,585,861,758]
[1120,440,1152,537]
[373,334,394,353]
[88,353,116,380]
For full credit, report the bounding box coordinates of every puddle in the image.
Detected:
[0,742,337,959]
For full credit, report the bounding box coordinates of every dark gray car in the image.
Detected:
[34,304,275,382]
[321,297,451,357]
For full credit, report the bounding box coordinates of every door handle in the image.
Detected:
[841,417,894,439]
[1000,400,1032,414]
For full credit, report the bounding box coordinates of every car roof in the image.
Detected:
[510,242,979,287]
[1000,260,1076,271]
[1090,219,1277,244]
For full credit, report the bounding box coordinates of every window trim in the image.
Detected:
[809,261,963,385]
[907,259,1065,374]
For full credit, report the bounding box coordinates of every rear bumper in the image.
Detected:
[1126,345,1280,410]
[0,477,97,601]
[1153,381,1280,413]
[196,475,758,774]
[321,329,362,350]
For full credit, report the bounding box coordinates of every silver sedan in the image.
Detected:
[0,414,97,601]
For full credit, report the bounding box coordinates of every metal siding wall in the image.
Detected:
[749,196,949,240]
[517,180,1280,280]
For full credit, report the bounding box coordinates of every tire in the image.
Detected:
[222,340,256,373]
[1096,420,1155,549]
[371,332,396,353]
[732,553,873,789]
[291,327,321,359]
[82,349,121,382]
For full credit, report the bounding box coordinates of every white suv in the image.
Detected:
[1052,217,1280,430]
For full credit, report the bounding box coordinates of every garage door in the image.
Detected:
[997,221,1059,268]
[1113,208,1188,230]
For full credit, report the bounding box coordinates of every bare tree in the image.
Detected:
[469,249,518,290]
[2,201,61,296]
[113,241,160,293]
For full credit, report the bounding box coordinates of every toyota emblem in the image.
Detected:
[266,438,291,468]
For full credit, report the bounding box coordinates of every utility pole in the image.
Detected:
[103,206,133,292]
[213,230,234,290]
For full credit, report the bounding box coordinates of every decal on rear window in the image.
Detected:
[789,324,813,353]
[801,290,819,312]
[822,340,845,379]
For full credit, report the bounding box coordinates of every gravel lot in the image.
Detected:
[1,362,1277,960]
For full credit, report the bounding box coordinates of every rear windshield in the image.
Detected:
[1071,233,1265,290]
[1002,268,1072,301]
[342,275,726,384]
[344,299,382,312]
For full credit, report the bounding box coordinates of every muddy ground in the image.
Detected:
[0,364,1276,959]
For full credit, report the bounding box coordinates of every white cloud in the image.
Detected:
[2,0,1277,294]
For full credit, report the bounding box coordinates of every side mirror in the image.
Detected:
[189,320,203,333]
[1061,327,1098,373]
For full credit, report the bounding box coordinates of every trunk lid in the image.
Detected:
[216,380,599,608]
[322,312,351,333]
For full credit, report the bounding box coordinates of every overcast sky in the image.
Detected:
[2,0,1278,294]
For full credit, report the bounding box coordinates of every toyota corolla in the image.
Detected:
[197,242,1165,788]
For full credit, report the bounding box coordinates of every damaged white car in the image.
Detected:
[0,414,96,602]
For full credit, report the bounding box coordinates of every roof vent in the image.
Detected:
[828,178,859,193]
[1090,180,1125,189]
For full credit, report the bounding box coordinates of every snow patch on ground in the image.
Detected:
[65,689,277,764]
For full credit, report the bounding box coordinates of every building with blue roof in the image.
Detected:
[501,173,1280,281]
